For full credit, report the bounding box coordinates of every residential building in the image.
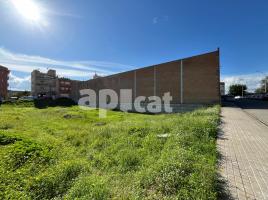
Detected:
[56,77,72,98]
[0,65,10,99]
[31,69,57,98]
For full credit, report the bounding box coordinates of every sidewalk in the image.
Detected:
[218,106,268,200]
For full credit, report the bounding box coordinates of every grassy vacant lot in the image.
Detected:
[0,104,220,199]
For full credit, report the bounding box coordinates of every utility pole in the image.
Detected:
[239,78,244,97]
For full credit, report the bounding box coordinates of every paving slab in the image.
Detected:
[218,105,268,200]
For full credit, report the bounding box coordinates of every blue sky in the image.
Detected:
[0,0,268,91]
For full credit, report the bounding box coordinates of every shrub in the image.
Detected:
[2,100,34,107]
[34,97,76,108]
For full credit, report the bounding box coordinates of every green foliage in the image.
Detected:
[118,149,141,171]
[0,105,220,199]
[2,100,34,107]
[34,97,76,108]
[255,76,268,93]
[0,134,20,145]
[229,84,247,96]
[66,175,109,200]
[28,161,85,199]
[9,90,31,98]
[141,157,193,196]
[5,140,53,169]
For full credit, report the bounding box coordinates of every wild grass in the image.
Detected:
[0,104,220,199]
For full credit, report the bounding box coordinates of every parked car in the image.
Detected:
[234,96,242,99]
[10,97,18,102]
[19,96,34,101]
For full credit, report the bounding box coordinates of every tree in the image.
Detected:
[9,90,31,98]
[229,84,247,96]
[255,88,263,94]
[255,76,268,94]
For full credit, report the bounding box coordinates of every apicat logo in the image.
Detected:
[78,89,173,118]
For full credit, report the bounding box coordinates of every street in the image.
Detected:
[236,99,268,126]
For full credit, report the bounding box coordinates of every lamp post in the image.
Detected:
[265,77,267,94]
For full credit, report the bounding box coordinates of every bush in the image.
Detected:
[34,97,76,108]
[2,100,34,107]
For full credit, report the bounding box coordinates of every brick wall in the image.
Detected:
[183,51,220,104]
[0,66,9,99]
[71,50,220,110]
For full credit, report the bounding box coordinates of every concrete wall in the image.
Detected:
[71,50,220,111]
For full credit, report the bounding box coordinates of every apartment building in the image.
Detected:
[31,69,57,98]
[56,77,72,98]
[0,65,10,99]
[31,69,73,98]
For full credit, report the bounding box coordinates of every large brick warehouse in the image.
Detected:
[70,49,220,112]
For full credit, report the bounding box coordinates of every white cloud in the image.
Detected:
[221,72,267,93]
[0,48,130,75]
[152,16,169,24]
[8,72,31,91]
[2,62,100,77]
[0,47,132,91]
[153,17,158,24]
[46,9,82,19]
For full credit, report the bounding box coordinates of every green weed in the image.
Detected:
[0,105,220,199]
